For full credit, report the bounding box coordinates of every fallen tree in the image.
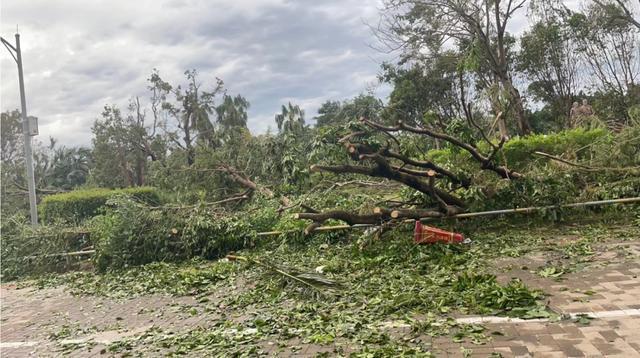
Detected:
[296,116,522,233]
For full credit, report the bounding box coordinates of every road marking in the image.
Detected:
[3,310,639,349]
[0,341,39,348]
[380,308,640,327]
[456,308,640,324]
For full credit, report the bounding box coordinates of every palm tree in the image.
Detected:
[45,147,92,189]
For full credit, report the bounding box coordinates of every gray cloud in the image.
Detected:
[4,0,583,147]
[1,0,391,147]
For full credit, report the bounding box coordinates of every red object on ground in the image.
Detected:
[413,221,464,244]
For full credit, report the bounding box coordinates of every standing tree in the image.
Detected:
[217,94,250,129]
[1,111,26,214]
[148,69,224,165]
[379,53,463,129]
[517,0,579,123]
[1,110,23,170]
[91,101,162,188]
[592,0,640,30]
[35,144,92,190]
[268,103,311,186]
[275,102,305,133]
[215,94,251,146]
[379,0,533,135]
[315,95,383,128]
[567,1,640,121]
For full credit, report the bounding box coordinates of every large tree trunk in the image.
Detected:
[505,81,532,136]
[310,163,466,208]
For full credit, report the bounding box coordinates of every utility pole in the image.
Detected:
[2,33,38,226]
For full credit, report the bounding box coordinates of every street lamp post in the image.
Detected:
[2,33,38,227]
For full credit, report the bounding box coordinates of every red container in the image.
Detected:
[414,221,464,244]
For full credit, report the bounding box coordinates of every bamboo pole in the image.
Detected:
[282,197,640,236]
[450,197,640,219]
[25,249,95,259]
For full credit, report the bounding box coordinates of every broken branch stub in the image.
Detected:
[294,210,388,235]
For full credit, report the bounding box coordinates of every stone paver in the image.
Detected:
[1,241,639,357]
[444,242,640,358]
[0,286,212,356]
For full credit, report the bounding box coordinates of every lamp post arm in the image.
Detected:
[1,36,18,62]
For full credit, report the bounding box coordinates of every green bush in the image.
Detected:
[499,128,608,166]
[414,128,636,212]
[0,220,91,280]
[428,128,609,171]
[40,187,160,224]
[90,197,256,271]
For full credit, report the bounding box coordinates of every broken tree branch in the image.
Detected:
[294,210,386,235]
[311,163,465,208]
[360,118,522,179]
[148,193,251,210]
[373,207,443,220]
[381,148,469,187]
[217,164,292,207]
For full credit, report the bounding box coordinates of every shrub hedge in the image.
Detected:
[40,187,160,224]
[428,128,610,171]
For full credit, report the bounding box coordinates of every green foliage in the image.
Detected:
[90,105,158,188]
[566,3,639,122]
[34,259,237,297]
[90,197,256,270]
[41,146,92,190]
[0,219,90,280]
[591,87,640,123]
[422,126,640,211]
[479,171,580,211]
[629,105,640,123]
[452,273,543,316]
[40,187,160,224]
[19,212,638,355]
[315,94,383,127]
[380,59,460,127]
[499,128,607,167]
[2,111,93,217]
[517,6,577,122]
[275,102,305,133]
[428,128,608,171]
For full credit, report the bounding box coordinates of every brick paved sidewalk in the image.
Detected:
[1,244,639,357]
[439,244,640,358]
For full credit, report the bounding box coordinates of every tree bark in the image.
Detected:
[360,119,522,179]
[505,81,532,135]
[347,143,469,187]
[311,163,466,208]
[218,165,292,207]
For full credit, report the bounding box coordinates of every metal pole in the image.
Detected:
[15,33,38,226]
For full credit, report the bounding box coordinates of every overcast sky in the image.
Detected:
[1,0,394,147]
[1,1,592,148]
